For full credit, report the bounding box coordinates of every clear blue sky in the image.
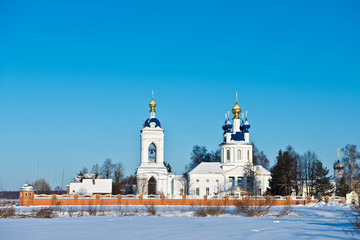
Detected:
[0,0,359,190]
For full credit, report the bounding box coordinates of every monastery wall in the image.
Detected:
[19,192,344,207]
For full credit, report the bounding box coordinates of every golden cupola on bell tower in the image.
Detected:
[149,91,156,113]
[149,91,157,119]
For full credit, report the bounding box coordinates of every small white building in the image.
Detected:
[69,174,112,195]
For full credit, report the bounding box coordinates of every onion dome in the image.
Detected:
[243,120,250,132]
[222,122,227,131]
[222,113,232,132]
[149,98,156,112]
[144,118,161,128]
[242,111,250,132]
[240,113,245,131]
[232,102,241,119]
[20,181,34,191]
[224,120,232,132]
[333,160,344,169]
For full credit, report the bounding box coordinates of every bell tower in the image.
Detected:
[334,148,344,180]
[136,93,168,195]
[139,93,166,168]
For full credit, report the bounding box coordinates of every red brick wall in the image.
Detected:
[19,194,329,207]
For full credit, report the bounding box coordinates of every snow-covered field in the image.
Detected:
[0,203,358,240]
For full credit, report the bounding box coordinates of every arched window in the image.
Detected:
[226,149,230,162]
[148,143,156,163]
[237,149,241,160]
[247,150,250,160]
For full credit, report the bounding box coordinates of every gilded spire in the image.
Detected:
[232,92,241,119]
[337,148,340,160]
[149,90,156,112]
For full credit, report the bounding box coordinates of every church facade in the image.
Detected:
[136,95,271,198]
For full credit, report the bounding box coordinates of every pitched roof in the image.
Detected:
[189,162,225,174]
[254,165,270,175]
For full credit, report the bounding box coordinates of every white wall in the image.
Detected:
[69,179,112,195]
[189,174,224,197]
[140,128,164,166]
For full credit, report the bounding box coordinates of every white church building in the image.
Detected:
[136,94,271,198]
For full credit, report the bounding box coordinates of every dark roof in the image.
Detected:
[334,160,344,169]
[231,132,245,141]
[143,118,161,128]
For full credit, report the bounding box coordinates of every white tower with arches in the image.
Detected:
[136,94,175,197]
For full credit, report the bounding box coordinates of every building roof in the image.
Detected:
[254,165,270,175]
[231,132,245,141]
[189,162,225,174]
[20,181,34,191]
[189,162,271,176]
[334,160,344,169]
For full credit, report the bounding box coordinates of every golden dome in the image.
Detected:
[149,98,156,112]
[232,102,241,119]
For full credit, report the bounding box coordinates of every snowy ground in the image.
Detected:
[0,203,359,240]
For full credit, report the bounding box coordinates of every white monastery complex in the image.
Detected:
[19,94,351,206]
[135,94,271,198]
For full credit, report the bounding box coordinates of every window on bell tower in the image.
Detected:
[237,149,241,160]
[148,143,156,163]
[226,149,230,162]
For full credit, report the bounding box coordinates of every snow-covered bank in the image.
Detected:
[0,204,358,240]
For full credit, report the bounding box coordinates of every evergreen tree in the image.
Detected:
[269,147,299,196]
[336,176,351,197]
[310,160,333,199]
[185,145,220,172]
[164,161,172,172]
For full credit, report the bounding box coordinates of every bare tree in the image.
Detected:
[252,143,270,170]
[32,178,51,194]
[177,174,191,196]
[300,151,319,197]
[341,144,360,190]
[91,163,100,177]
[112,163,124,194]
[101,158,114,179]
[80,167,88,175]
